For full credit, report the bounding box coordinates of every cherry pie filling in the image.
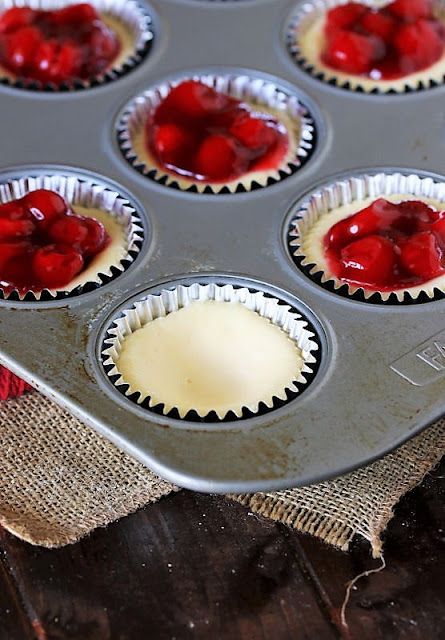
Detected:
[0,3,120,84]
[321,0,445,80]
[324,198,445,290]
[0,189,111,292]
[145,80,290,183]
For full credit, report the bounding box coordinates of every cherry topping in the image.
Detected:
[340,235,396,286]
[387,0,433,20]
[153,123,195,167]
[325,3,366,38]
[159,81,233,121]
[32,244,84,288]
[50,3,99,25]
[0,240,31,272]
[399,232,443,279]
[146,80,289,183]
[393,20,444,74]
[4,26,42,71]
[195,135,245,181]
[323,31,384,74]
[324,199,445,291]
[24,189,67,227]
[322,1,445,80]
[229,113,278,151]
[0,190,110,292]
[0,8,35,34]
[0,3,120,85]
[358,10,396,43]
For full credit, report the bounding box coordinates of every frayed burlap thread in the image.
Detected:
[232,418,445,557]
[0,392,443,553]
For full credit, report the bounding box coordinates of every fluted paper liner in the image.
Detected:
[288,171,445,303]
[0,173,144,301]
[0,0,154,91]
[117,72,316,194]
[286,0,445,94]
[101,282,320,420]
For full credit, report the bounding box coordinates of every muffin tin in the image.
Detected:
[0,0,443,493]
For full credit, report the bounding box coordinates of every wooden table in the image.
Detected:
[0,458,443,640]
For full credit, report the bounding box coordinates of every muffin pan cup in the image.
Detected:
[285,0,445,94]
[0,0,154,92]
[0,0,443,493]
[101,282,320,420]
[117,70,317,194]
[287,170,445,304]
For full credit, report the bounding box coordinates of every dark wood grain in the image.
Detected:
[0,459,443,640]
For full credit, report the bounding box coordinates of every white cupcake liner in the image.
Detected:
[286,0,445,94]
[101,282,321,420]
[0,173,144,301]
[117,72,316,194]
[0,0,154,91]
[288,171,445,303]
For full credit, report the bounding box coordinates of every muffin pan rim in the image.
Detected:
[0,0,442,492]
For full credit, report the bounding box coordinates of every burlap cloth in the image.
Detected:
[1,393,444,556]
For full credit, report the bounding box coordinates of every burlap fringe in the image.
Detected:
[232,418,445,557]
[0,393,443,552]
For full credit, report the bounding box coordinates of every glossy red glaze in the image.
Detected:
[0,3,120,84]
[324,198,445,290]
[0,189,110,292]
[322,0,444,80]
[145,80,289,183]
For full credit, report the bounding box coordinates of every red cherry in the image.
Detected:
[340,235,396,286]
[399,231,443,279]
[195,135,246,181]
[50,3,99,25]
[229,114,278,151]
[78,218,107,256]
[24,189,68,227]
[359,10,397,43]
[325,3,367,38]
[48,214,106,256]
[394,20,444,73]
[0,211,34,240]
[49,42,83,82]
[33,40,58,81]
[387,0,433,20]
[3,25,42,71]
[158,81,233,121]
[323,31,384,74]
[89,23,119,66]
[32,244,84,288]
[47,214,89,246]
[327,199,401,249]
[0,240,31,272]
[152,123,196,166]
[431,217,445,247]
[0,7,35,34]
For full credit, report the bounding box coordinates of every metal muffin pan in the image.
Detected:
[0,0,444,493]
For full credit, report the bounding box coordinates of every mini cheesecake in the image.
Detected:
[0,3,136,86]
[130,79,302,192]
[0,189,128,295]
[116,300,305,418]
[300,194,445,299]
[297,0,445,92]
